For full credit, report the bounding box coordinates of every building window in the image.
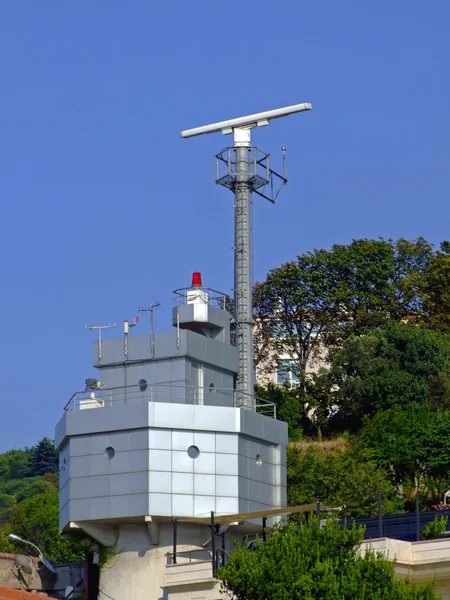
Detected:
[104,447,115,460]
[276,359,300,386]
[187,445,200,459]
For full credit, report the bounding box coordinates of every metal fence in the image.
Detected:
[315,494,450,542]
[64,383,276,418]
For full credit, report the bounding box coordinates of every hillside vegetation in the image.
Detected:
[0,438,84,563]
[256,237,450,517]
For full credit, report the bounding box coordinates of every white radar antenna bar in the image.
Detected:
[180,102,312,140]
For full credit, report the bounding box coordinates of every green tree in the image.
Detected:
[330,323,448,429]
[421,241,450,333]
[217,519,438,600]
[392,237,434,320]
[28,437,58,477]
[287,444,402,518]
[9,491,85,563]
[0,523,14,553]
[359,407,450,504]
[254,239,395,386]
[255,384,305,441]
[0,475,58,507]
[0,494,16,523]
[0,448,32,480]
[359,406,430,493]
[253,238,435,388]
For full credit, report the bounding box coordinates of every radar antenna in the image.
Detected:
[181,102,312,408]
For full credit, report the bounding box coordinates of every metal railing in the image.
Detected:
[64,383,276,418]
[166,548,230,576]
[172,286,230,309]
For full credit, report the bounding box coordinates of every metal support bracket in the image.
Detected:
[216,146,287,204]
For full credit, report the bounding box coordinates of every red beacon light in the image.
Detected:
[192,272,202,288]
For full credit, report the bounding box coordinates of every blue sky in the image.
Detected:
[0,1,449,452]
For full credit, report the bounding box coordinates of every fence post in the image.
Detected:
[211,511,216,576]
[416,493,420,541]
[377,491,383,537]
[172,519,177,564]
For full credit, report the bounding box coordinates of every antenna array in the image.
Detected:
[181,103,311,408]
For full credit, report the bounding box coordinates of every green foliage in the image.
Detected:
[0,495,16,525]
[0,438,60,528]
[0,523,14,553]
[287,444,402,518]
[217,519,438,600]
[0,448,32,480]
[97,529,120,569]
[255,385,304,440]
[330,323,449,428]
[253,238,435,382]
[421,516,448,540]
[359,406,429,490]
[8,491,85,563]
[0,475,58,507]
[360,406,450,502]
[0,438,82,564]
[421,242,450,333]
[28,437,59,477]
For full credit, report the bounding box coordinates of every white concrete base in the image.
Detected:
[361,538,450,600]
[97,521,246,600]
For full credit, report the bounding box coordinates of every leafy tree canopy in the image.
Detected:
[255,384,306,441]
[421,241,450,334]
[359,405,430,492]
[330,323,449,428]
[0,448,32,480]
[253,237,435,385]
[217,519,438,600]
[287,444,402,518]
[8,491,85,563]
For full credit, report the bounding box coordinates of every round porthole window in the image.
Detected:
[187,445,200,459]
[256,454,262,466]
[138,379,148,392]
[104,447,115,460]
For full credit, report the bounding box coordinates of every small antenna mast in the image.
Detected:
[138,302,160,357]
[84,323,116,360]
[123,316,139,357]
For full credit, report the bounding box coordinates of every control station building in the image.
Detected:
[55,273,288,600]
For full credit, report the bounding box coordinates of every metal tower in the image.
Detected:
[181,103,312,409]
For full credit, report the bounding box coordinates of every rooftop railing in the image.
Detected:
[172,286,231,309]
[64,383,276,419]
